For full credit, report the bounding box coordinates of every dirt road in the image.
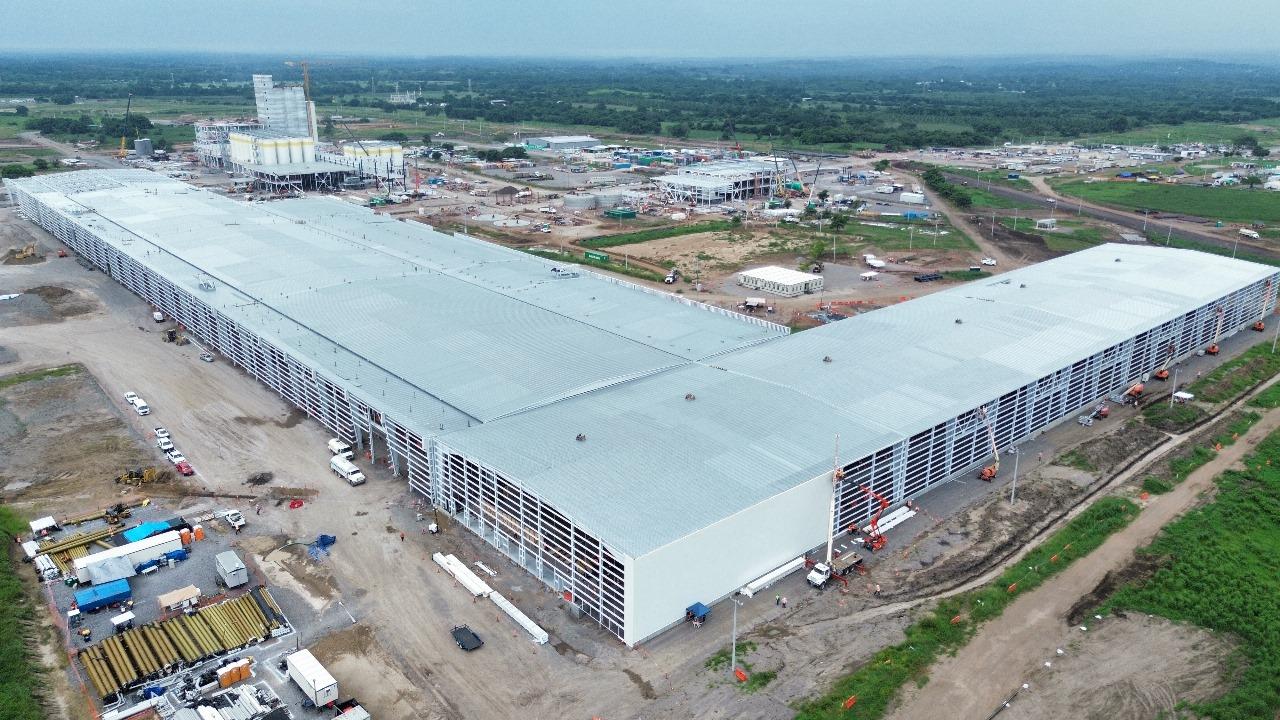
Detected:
[887,396,1280,720]
[894,168,1015,268]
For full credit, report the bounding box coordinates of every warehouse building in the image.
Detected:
[9,170,1278,647]
[737,265,824,297]
[526,135,601,152]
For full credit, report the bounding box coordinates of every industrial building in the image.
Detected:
[225,129,351,192]
[252,74,317,140]
[737,265,824,297]
[525,135,601,152]
[656,160,788,206]
[9,169,1278,648]
[194,121,262,168]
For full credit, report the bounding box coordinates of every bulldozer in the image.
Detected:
[116,467,167,486]
[11,243,38,261]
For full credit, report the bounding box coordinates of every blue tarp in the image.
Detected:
[122,521,169,544]
[686,602,710,621]
[74,578,131,612]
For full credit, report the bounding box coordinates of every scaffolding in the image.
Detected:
[656,160,787,206]
[194,121,262,169]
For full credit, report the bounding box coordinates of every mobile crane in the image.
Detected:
[977,405,999,481]
[1253,281,1271,332]
[854,484,890,552]
[1153,341,1177,381]
[1206,306,1225,355]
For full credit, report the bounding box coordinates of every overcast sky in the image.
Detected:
[1,0,1274,59]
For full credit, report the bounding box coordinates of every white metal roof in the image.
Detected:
[442,243,1279,557]
[737,265,819,286]
[534,135,599,144]
[8,171,785,430]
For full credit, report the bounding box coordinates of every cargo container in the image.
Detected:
[74,578,131,613]
[899,192,926,205]
[74,531,184,584]
[286,649,338,706]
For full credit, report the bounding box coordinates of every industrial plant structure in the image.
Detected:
[656,160,789,206]
[10,169,1278,647]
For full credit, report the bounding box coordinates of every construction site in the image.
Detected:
[4,116,1280,719]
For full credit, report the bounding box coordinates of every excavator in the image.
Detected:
[977,405,1000,482]
[1206,306,1225,355]
[855,484,890,552]
[1153,341,1177,381]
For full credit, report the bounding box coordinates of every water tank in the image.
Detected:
[562,194,598,210]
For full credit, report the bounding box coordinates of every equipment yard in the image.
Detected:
[4,172,1279,720]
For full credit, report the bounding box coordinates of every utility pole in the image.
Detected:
[1169,367,1180,408]
[1166,223,1173,246]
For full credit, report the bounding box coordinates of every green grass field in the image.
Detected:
[944,166,1035,191]
[1052,178,1280,224]
[1076,119,1280,146]
[1105,426,1280,718]
[580,220,739,249]
[0,505,47,720]
[796,496,1138,720]
[996,216,1112,252]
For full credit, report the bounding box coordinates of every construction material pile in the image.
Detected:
[39,527,117,575]
[78,587,287,701]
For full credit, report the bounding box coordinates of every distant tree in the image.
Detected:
[807,239,827,262]
[830,213,850,231]
[153,136,169,150]
[499,146,527,159]
[1252,146,1271,158]
[322,117,336,137]
[31,158,49,170]
[0,164,34,178]
[379,131,409,143]
[14,105,28,117]
[817,189,830,202]
[491,131,511,143]
[670,123,690,139]
[874,159,891,172]
[430,151,443,161]
[441,142,454,151]
[421,133,433,144]
[51,95,75,106]
[1244,174,1263,190]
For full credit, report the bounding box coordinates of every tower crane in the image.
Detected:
[977,405,999,482]
[284,60,311,102]
[1153,341,1178,381]
[1206,306,1225,355]
[117,94,133,158]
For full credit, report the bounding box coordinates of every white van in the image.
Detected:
[329,456,366,486]
[327,438,354,459]
[132,398,151,416]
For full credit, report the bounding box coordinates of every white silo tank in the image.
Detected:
[301,138,316,163]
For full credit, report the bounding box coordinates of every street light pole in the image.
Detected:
[1169,367,1180,409]
[729,595,742,678]
[1009,446,1020,505]
[1233,235,1240,259]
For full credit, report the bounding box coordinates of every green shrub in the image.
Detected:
[1189,343,1280,403]
[0,506,45,720]
[1106,428,1280,718]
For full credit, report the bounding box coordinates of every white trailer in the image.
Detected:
[73,530,183,584]
[899,192,926,205]
[329,456,366,486]
[215,551,248,588]
[286,649,338,706]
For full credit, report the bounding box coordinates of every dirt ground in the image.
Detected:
[0,365,162,505]
[998,614,1236,720]
[887,394,1280,720]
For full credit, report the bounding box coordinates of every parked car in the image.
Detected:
[221,510,245,531]
[132,398,150,416]
[165,450,186,465]
[124,391,139,404]
[981,257,997,266]
[451,625,483,651]
[154,427,171,440]
[157,437,175,452]
[175,461,194,476]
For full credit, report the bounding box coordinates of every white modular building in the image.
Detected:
[737,265,824,297]
[527,135,601,152]
[9,169,1277,647]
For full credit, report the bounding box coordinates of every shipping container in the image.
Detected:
[74,578,131,612]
